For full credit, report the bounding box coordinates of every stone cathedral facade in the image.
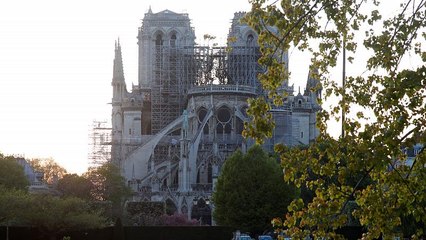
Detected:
[111,9,320,224]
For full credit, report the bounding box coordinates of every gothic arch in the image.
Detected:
[191,198,211,225]
[243,30,257,40]
[197,106,210,134]
[197,106,208,122]
[243,30,257,45]
[167,28,182,36]
[152,29,166,38]
[196,161,212,184]
[181,204,188,215]
[171,168,179,188]
[216,105,232,134]
[152,29,165,46]
[196,154,222,185]
[167,29,182,45]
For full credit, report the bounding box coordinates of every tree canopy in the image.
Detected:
[0,185,30,224]
[23,194,108,238]
[0,186,107,239]
[213,145,298,234]
[57,173,94,200]
[0,154,29,190]
[85,163,131,219]
[0,154,129,236]
[243,0,426,239]
[29,158,67,185]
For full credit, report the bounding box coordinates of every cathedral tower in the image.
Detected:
[137,8,195,88]
[137,9,196,134]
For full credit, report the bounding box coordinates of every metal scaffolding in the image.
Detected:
[180,46,261,87]
[88,120,112,168]
[227,46,262,88]
[151,46,184,134]
[148,44,262,162]
[150,44,261,132]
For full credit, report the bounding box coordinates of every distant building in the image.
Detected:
[110,9,321,224]
[15,157,49,193]
[402,143,423,167]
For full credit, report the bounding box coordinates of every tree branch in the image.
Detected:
[338,164,375,216]
[261,0,322,66]
[406,145,425,180]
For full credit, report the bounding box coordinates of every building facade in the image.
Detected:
[15,157,49,193]
[111,9,321,224]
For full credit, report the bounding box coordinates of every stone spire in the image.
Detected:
[304,67,321,98]
[112,39,127,102]
[113,39,125,83]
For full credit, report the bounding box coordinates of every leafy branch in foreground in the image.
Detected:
[244,0,426,239]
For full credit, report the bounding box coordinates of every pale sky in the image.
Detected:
[0,0,422,174]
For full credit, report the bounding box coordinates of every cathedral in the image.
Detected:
[110,8,320,224]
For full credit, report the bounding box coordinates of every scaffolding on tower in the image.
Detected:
[88,120,112,169]
[148,43,262,163]
[150,44,261,135]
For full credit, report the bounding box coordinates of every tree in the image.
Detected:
[125,201,166,226]
[29,158,67,184]
[243,0,426,239]
[85,163,131,219]
[213,145,298,234]
[57,173,94,200]
[0,186,107,239]
[0,185,30,225]
[23,194,108,240]
[0,154,29,190]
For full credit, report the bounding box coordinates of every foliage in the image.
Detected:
[57,173,94,200]
[58,164,131,216]
[23,194,108,234]
[213,145,298,234]
[158,213,200,226]
[29,158,67,184]
[244,0,426,239]
[0,185,30,224]
[0,186,107,238]
[0,154,29,190]
[85,163,132,218]
[125,201,165,226]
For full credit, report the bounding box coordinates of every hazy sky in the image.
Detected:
[1,0,421,174]
[0,0,312,174]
